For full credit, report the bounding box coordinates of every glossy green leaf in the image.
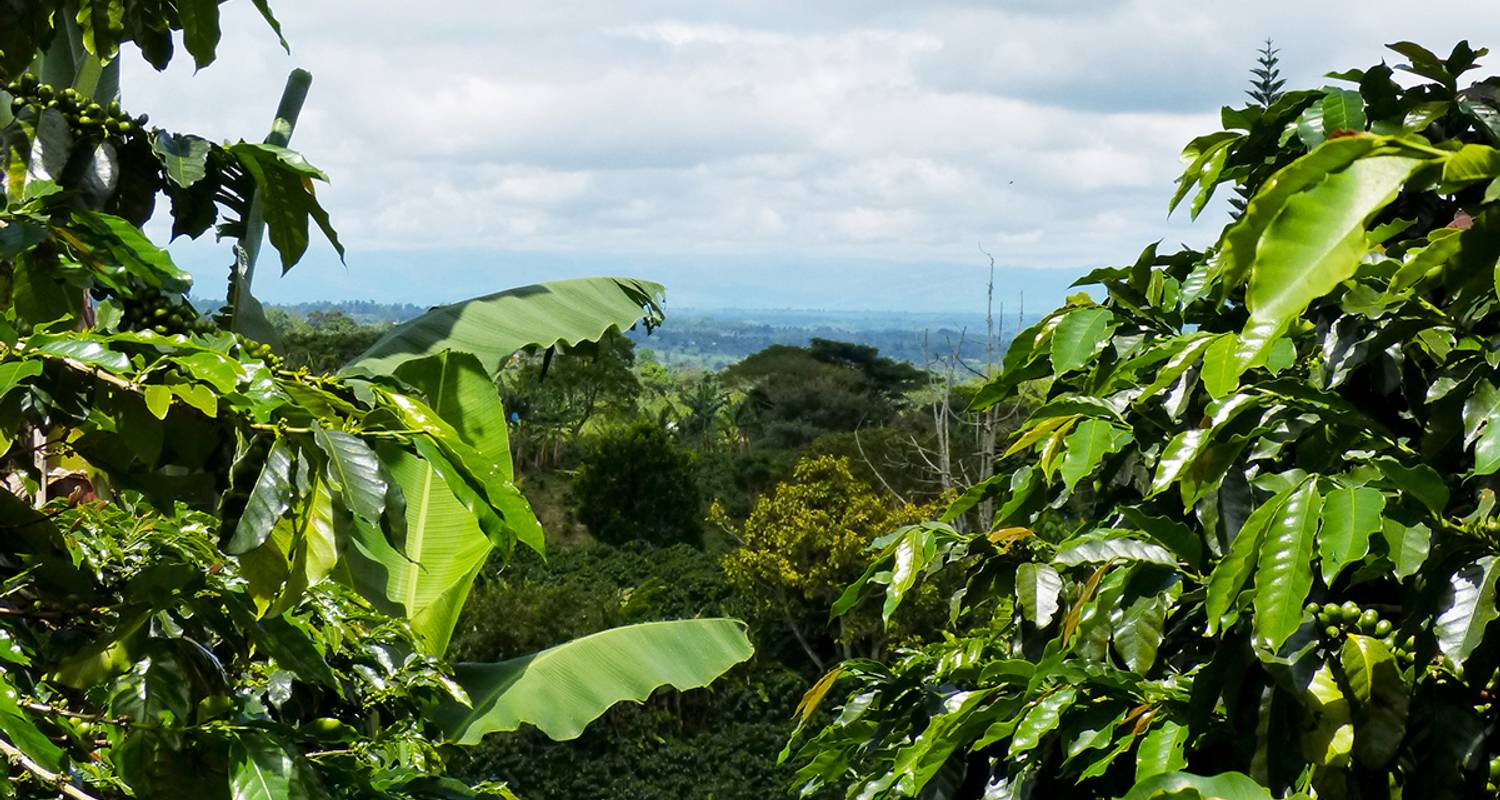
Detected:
[1318,486,1384,585]
[347,277,665,377]
[1134,720,1188,783]
[1435,556,1500,667]
[1252,479,1321,652]
[1016,563,1061,628]
[1149,394,1257,496]
[1120,771,1272,800]
[1049,307,1116,374]
[1380,519,1430,580]
[1217,136,1382,287]
[1205,484,1294,634]
[438,619,754,742]
[1114,589,1173,672]
[1008,686,1077,758]
[1233,152,1427,379]
[225,439,296,555]
[883,525,935,624]
[230,143,343,272]
[1462,379,1500,475]
[1054,537,1177,568]
[312,425,386,522]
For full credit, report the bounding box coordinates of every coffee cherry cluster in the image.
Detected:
[1306,601,1416,664]
[115,284,214,336]
[234,334,280,366]
[4,73,148,144]
[1488,754,1500,793]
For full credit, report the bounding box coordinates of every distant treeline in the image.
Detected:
[209,296,1042,367]
[627,310,1041,367]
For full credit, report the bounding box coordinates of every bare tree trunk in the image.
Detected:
[922,332,954,494]
[976,253,1000,527]
[783,606,825,671]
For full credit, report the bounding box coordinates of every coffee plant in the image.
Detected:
[788,41,1500,799]
[0,4,749,798]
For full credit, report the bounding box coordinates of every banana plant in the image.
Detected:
[334,275,751,742]
[0,5,750,797]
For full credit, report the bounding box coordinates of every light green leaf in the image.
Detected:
[1120,771,1272,800]
[0,672,63,771]
[1059,419,1133,493]
[343,446,492,656]
[1008,686,1077,758]
[1134,720,1188,783]
[1054,537,1177,568]
[1049,307,1116,374]
[1340,634,1408,767]
[1318,486,1384,585]
[143,384,172,419]
[1380,519,1430,580]
[1303,662,1354,769]
[1232,152,1428,380]
[1441,143,1500,187]
[1218,136,1383,287]
[266,477,346,618]
[883,525,935,624]
[0,361,42,402]
[151,133,211,188]
[1253,479,1321,652]
[1016,563,1061,628]
[1320,87,1366,134]
[1199,334,1242,398]
[1435,556,1500,667]
[438,619,753,742]
[347,277,666,377]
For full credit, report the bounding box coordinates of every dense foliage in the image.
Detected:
[718,456,943,668]
[789,41,1500,799]
[0,5,751,797]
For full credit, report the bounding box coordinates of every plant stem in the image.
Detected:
[0,736,102,800]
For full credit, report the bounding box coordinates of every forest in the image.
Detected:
[5,3,1500,800]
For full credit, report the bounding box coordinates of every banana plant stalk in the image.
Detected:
[227,67,311,336]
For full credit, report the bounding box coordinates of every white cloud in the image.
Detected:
[118,0,1500,308]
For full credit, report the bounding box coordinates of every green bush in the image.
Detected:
[572,421,704,547]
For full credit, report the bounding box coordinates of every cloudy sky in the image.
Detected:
[124,1,1500,311]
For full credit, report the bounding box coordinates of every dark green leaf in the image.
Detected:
[313,425,386,522]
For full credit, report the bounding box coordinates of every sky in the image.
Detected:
[123,1,1500,312]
